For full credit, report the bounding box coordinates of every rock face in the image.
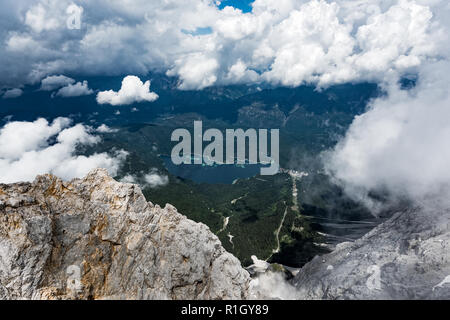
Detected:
[0,169,250,300]
[292,207,450,299]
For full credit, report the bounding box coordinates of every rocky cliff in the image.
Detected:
[3,168,449,301]
[292,207,450,299]
[0,169,250,300]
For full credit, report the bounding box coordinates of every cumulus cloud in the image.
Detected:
[0,0,445,90]
[55,80,93,97]
[167,54,220,90]
[0,118,127,183]
[2,88,23,99]
[96,76,159,105]
[40,75,75,91]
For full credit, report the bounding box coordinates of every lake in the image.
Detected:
[161,155,266,184]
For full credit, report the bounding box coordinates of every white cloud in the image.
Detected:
[2,88,23,99]
[121,174,138,184]
[168,54,220,90]
[40,75,75,91]
[55,80,93,97]
[24,3,60,33]
[249,271,299,300]
[352,1,435,74]
[324,59,450,212]
[144,170,169,188]
[0,117,71,159]
[96,124,118,133]
[320,0,450,215]
[96,75,159,105]
[0,0,445,90]
[120,169,169,189]
[6,34,40,52]
[0,118,127,183]
[224,59,259,84]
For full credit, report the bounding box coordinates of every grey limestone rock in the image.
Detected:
[0,169,250,300]
[292,207,450,299]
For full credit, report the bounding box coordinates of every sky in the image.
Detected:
[0,0,449,213]
[0,0,445,91]
[218,0,255,13]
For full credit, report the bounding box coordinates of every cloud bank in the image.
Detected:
[96,76,159,105]
[0,118,127,183]
[322,0,450,213]
[0,0,445,90]
[325,59,450,212]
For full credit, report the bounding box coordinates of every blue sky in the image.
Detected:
[182,26,213,36]
[217,0,254,13]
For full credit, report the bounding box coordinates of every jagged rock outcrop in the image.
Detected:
[292,207,450,299]
[0,169,250,300]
